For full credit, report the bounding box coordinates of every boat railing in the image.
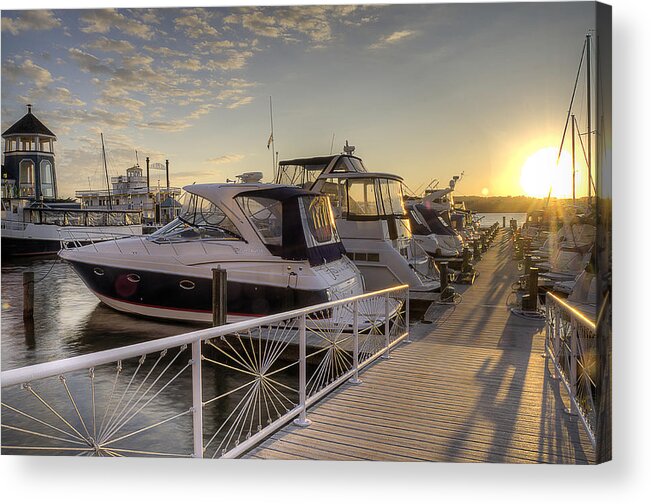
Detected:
[1,284,410,459]
[544,291,597,447]
[59,228,242,258]
[0,219,28,231]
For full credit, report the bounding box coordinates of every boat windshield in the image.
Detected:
[417,205,458,236]
[149,193,241,242]
[276,164,326,188]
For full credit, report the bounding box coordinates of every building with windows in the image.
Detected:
[1,104,57,199]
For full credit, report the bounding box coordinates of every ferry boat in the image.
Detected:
[275,153,440,293]
[59,183,364,323]
[1,105,142,256]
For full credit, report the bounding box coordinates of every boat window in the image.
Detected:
[150,193,241,241]
[346,179,380,217]
[320,178,346,217]
[237,196,283,246]
[299,196,340,247]
[276,164,325,188]
[378,179,407,217]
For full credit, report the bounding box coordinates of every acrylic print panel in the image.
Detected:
[0,2,611,463]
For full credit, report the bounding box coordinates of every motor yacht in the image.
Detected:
[276,154,440,293]
[59,183,364,323]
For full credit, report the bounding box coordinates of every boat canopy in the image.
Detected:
[275,155,366,188]
[317,172,408,221]
[236,187,345,266]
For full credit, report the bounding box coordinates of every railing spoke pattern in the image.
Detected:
[545,293,597,447]
[1,347,194,457]
[1,285,409,459]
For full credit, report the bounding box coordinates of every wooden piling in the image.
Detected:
[23,271,34,321]
[212,267,227,326]
[528,267,539,311]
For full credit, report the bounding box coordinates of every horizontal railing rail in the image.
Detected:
[1,284,410,459]
[544,292,597,448]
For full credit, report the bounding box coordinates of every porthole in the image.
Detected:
[179,280,195,290]
[93,268,104,276]
[127,273,141,283]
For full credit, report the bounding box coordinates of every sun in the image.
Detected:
[520,147,573,198]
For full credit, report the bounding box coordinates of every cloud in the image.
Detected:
[223,5,368,43]
[205,50,254,71]
[206,154,244,165]
[143,45,188,58]
[2,10,62,35]
[85,36,135,54]
[171,58,203,71]
[68,48,114,74]
[79,9,154,40]
[2,58,54,88]
[370,30,417,49]
[174,9,219,39]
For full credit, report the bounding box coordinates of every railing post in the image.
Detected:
[552,304,561,379]
[405,289,411,343]
[293,314,312,427]
[191,339,204,458]
[568,317,578,416]
[383,292,391,359]
[349,300,362,384]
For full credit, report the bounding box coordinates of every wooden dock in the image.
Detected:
[245,230,595,463]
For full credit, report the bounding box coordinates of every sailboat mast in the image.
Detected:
[586,33,592,207]
[101,133,113,210]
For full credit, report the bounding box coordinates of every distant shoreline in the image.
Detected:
[456,196,587,213]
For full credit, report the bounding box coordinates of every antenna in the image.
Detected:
[135,150,140,168]
[343,140,355,155]
[329,133,335,155]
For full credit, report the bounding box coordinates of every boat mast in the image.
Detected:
[269,96,277,180]
[100,133,113,210]
[586,33,592,207]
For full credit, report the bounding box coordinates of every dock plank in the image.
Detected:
[244,230,595,463]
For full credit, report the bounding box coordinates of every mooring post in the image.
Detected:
[440,261,449,292]
[23,271,34,321]
[528,267,539,311]
[212,267,227,326]
[473,239,481,261]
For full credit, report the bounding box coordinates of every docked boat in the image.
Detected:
[1,105,142,256]
[405,201,463,257]
[275,154,440,293]
[59,183,364,323]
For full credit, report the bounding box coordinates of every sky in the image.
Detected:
[1,2,596,198]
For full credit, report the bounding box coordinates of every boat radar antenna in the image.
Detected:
[343,140,355,155]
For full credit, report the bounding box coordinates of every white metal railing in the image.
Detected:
[1,285,409,458]
[544,292,597,447]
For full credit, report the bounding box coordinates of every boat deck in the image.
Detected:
[245,230,595,463]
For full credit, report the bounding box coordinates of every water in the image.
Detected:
[476,212,527,228]
[1,256,299,457]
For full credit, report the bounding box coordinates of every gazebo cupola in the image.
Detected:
[2,104,57,199]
